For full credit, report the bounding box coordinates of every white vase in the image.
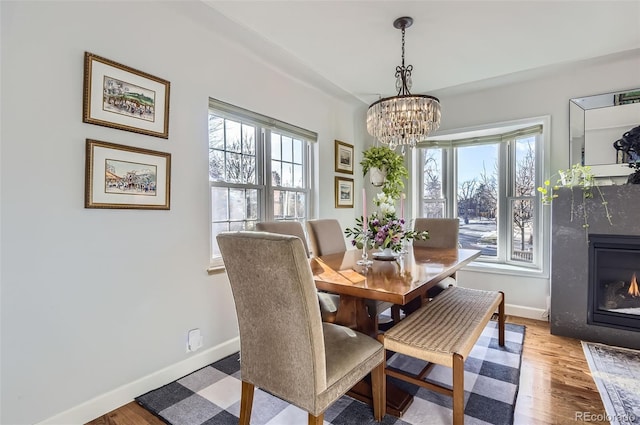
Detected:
[369,167,387,187]
[379,247,395,257]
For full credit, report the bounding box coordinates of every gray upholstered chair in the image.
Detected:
[217,231,385,425]
[413,217,460,297]
[306,219,394,326]
[413,218,460,249]
[256,221,340,322]
[306,219,348,257]
[256,221,311,256]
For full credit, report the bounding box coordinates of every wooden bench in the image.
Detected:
[380,286,505,425]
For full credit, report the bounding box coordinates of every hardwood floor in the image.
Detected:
[86,316,606,425]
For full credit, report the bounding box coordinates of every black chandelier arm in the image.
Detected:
[367,93,441,110]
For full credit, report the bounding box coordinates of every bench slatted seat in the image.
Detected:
[381,286,505,425]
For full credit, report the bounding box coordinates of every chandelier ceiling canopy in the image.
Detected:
[366,17,441,151]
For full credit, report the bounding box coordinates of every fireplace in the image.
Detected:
[551,185,640,350]
[588,234,640,331]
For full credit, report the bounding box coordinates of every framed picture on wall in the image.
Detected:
[83,52,171,138]
[85,139,171,209]
[335,140,354,174]
[335,176,354,208]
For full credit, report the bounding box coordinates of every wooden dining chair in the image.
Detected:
[217,231,385,425]
[306,219,395,327]
[256,221,340,322]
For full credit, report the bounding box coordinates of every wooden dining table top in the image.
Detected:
[310,246,481,307]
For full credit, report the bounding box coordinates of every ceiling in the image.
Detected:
[200,1,640,106]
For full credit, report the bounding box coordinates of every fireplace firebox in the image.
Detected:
[588,234,640,331]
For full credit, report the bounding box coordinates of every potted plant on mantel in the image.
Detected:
[537,163,612,240]
[360,145,409,200]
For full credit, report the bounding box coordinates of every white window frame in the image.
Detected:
[208,98,316,269]
[416,116,551,277]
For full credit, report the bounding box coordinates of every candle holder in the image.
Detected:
[356,234,373,266]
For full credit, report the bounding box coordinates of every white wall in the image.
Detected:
[0,2,363,424]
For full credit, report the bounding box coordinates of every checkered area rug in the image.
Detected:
[136,321,524,425]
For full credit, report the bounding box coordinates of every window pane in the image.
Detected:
[208,116,224,150]
[229,188,246,220]
[511,199,534,263]
[514,136,536,197]
[247,190,258,220]
[271,160,282,186]
[242,124,256,155]
[295,192,306,219]
[293,138,303,163]
[211,187,229,221]
[242,154,256,184]
[271,134,281,160]
[273,190,306,220]
[209,149,224,182]
[457,144,498,258]
[225,120,242,153]
[210,222,229,257]
[293,164,303,188]
[282,163,293,187]
[273,190,284,218]
[226,152,242,183]
[423,148,443,199]
[282,136,293,162]
[422,201,445,218]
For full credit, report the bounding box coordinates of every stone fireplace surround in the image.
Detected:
[551,184,640,350]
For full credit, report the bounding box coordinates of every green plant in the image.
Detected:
[537,163,612,239]
[360,146,409,200]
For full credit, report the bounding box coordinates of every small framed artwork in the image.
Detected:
[335,140,354,174]
[85,139,171,210]
[335,176,354,208]
[83,52,170,138]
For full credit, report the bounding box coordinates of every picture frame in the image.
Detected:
[83,52,170,138]
[85,139,171,210]
[335,140,354,174]
[335,176,354,208]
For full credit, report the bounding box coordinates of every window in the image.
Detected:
[418,121,545,270]
[208,98,315,266]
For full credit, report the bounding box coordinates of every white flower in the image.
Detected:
[379,201,395,215]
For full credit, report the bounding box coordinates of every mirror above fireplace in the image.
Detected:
[570,88,640,178]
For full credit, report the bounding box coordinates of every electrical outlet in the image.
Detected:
[186,328,203,352]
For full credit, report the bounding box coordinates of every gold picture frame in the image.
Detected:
[83,52,170,138]
[335,176,354,208]
[335,140,354,174]
[85,139,171,209]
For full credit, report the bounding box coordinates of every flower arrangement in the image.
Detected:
[345,193,429,253]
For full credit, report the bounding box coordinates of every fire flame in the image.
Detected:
[628,273,640,297]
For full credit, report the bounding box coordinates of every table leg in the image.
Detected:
[334,295,377,338]
[334,295,414,417]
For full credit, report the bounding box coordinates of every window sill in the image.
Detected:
[463,261,548,279]
[207,264,226,275]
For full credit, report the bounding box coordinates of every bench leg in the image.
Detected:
[498,291,505,347]
[452,353,464,425]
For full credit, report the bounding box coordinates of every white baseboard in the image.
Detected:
[36,337,240,425]
[505,303,548,321]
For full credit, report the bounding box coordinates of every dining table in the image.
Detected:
[310,245,481,417]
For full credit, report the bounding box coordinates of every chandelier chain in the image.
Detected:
[366,16,441,150]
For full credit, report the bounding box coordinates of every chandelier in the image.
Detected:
[366,16,441,151]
